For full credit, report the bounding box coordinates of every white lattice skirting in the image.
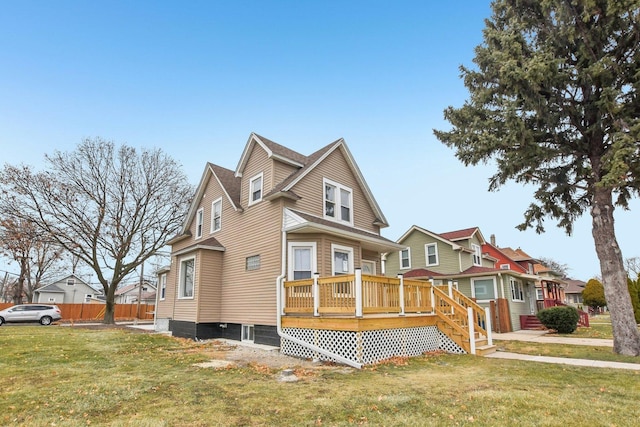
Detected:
[281,326,465,366]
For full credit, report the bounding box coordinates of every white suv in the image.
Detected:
[0,304,62,326]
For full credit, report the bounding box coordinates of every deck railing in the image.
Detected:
[283,272,432,317]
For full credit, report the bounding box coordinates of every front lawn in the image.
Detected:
[1,326,639,426]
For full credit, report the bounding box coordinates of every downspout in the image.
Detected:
[276,226,363,369]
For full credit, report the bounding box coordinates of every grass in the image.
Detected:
[1,326,639,426]
[494,340,640,364]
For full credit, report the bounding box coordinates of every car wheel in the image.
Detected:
[40,316,52,326]
[0,317,4,326]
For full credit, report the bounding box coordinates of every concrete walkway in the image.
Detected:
[489,329,640,371]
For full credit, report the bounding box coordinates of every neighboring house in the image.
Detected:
[156,133,494,367]
[564,279,586,306]
[35,274,100,304]
[385,226,538,332]
[115,281,157,304]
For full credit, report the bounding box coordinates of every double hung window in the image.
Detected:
[211,198,222,232]
[510,278,524,302]
[471,244,482,266]
[323,179,352,224]
[195,208,204,239]
[249,173,263,205]
[400,248,411,269]
[425,243,438,266]
[179,257,195,299]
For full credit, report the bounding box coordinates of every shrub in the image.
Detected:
[536,306,580,334]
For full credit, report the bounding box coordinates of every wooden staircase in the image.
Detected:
[433,286,496,356]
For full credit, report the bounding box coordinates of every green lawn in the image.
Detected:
[1,326,639,426]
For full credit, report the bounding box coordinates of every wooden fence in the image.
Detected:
[0,303,155,321]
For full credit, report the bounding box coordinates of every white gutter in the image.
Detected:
[276,225,363,369]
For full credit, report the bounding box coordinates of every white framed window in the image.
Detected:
[249,173,263,205]
[500,264,510,270]
[211,198,222,233]
[510,278,524,302]
[48,297,55,302]
[471,244,482,266]
[400,248,411,269]
[471,277,497,301]
[323,178,353,225]
[159,273,167,301]
[195,208,204,239]
[288,242,317,281]
[361,260,376,275]
[66,279,75,286]
[331,244,354,276]
[242,324,255,343]
[425,243,438,266]
[178,256,195,299]
[246,255,261,271]
[536,288,544,300]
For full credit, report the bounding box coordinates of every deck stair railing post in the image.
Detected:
[397,274,405,316]
[448,280,454,314]
[468,307,476,355]
[313,273,320,317]
[485,307,493,345]
[354,268,363,318]
[430,278,435,312]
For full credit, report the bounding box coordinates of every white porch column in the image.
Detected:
[468,307,476,355]
[484,307,493,345]
[355,268,363,318]
[397,274,405,316]
[313,273,320,317]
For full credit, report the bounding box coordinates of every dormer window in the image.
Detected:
[249,173,263,205]
[323,178,352,225]
[471,244,481,266]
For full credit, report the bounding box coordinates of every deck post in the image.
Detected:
[355,268,363,318]
[313,273,319,317]
[468,307,476,355]
[484,307,493,345]
[447,280,453,298]
[429,278,435,312]
[397,274,405,316]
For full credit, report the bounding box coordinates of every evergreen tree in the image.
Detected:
[435,0,640,355]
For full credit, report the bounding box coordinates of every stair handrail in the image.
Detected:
[432,286,472,352]
[447,287,489,339]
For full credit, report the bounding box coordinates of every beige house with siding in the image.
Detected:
[156,133,404,346]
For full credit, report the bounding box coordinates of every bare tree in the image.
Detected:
[625,257,640,279]
[538,257,570,280]
[0,138,192,323]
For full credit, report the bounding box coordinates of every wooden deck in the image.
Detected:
[282,272,494,355]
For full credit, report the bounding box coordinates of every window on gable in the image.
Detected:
[500,264,510,270]
[249,173,263,205]
[211,198,222,232]
[195,208,204,239]
[323,179,352,224]
[66,279,75,286]
[400,248,411,269]
[425,243,438,266]
[179,257,195,299]
[471,244,481,266]
[510,278,524,302]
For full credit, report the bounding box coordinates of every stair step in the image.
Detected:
[475,344,497,356]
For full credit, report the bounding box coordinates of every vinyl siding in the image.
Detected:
[505,276,535,331]
[172,253,199,322]
[272,160,298,188]
[196,250,223,323]
[288,147,379,233]
[385,231,461,276]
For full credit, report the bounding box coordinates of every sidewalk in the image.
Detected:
[489,329,640,371]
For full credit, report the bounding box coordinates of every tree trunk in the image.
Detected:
[591,187,640,356]
[103,281,116,324]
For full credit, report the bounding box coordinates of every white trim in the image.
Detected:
[500,264,510,270]
[210,197,222,233]
[399,247,411,270]
[470,276,498,302]
[178,256,196,299]
[331,244,354,275]
[322,178,353,226]
[425,242,439,266]
[195,208,204,239]
[248,172,263,206]
[287,242,317,281]
[241,324,255,343]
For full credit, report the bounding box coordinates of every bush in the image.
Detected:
[537,306,580,334]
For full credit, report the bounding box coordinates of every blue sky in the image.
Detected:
[1,1,637,281]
